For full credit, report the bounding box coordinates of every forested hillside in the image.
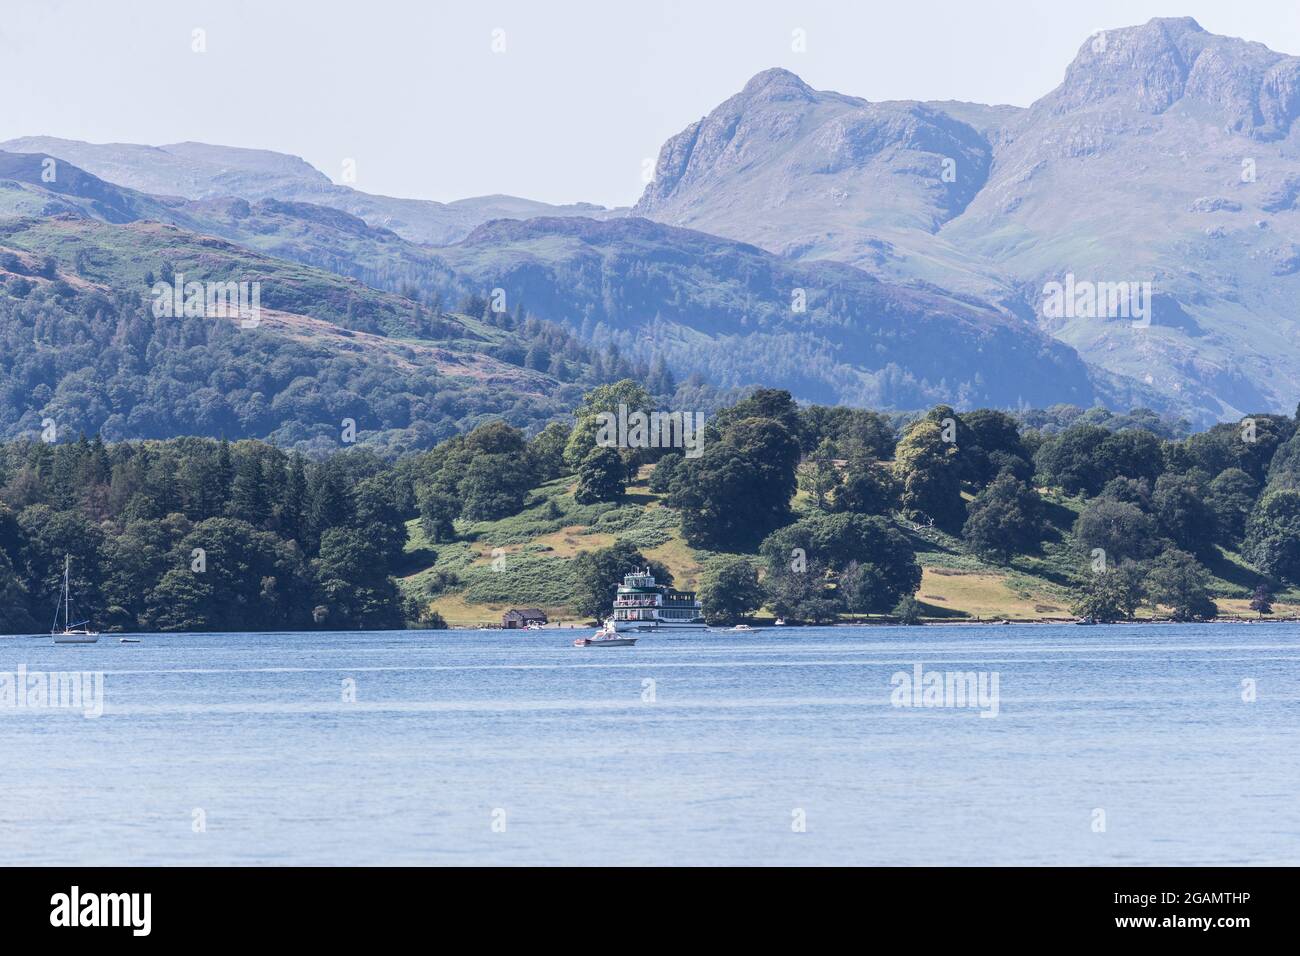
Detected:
[401,386,1298,628]
[0,216,699,452]
[5,381,1294,635]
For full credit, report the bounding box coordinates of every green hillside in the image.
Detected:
[399,468,707,626]
[399,465,1300,627]
[0,216,626,451]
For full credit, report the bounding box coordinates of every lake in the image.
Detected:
[1,623,1297,865]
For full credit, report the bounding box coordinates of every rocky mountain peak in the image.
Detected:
[1043,17,1300,137]
[633,64,990,233]
[737,67,816,103]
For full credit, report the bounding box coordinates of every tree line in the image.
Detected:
[4,380,1296,633]
[558,388,1297,624]
[0,436,417,633]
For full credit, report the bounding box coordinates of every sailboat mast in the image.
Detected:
[65,555,70,630]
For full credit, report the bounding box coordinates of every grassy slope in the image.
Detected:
[398,468,734,626]
[399,470,1300,626]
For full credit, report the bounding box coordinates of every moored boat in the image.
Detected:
[52,555,99,644]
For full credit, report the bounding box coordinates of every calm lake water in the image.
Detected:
[1,623,1297,866]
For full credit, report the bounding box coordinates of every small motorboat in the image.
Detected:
[730,624,755,632]
[774,618,786,626]
[574,619,637,647]
[1075,617,1098,626]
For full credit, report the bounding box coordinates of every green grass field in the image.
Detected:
[398,470,1300,627]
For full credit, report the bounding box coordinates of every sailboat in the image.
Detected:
[52,555,98,644]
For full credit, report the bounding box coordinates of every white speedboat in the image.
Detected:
[730,624,755,632]
[574,619,637,647]
[52,555,98,644]
[774,618,786,626]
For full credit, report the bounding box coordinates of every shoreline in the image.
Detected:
[4,617,1299,639]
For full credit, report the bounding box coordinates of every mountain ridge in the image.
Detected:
[436,214,1168,413]
[632,17,1300,423]
[0,136,629,246]
[11,20,1294,426]
[0,148,1177,417]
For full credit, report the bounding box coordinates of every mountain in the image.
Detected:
[633,68,1016,299]
[434,215,1159,411]
[0,148,465,297]
[943,17,1300,420]
[634,19,1300,423]
[1,147,1174,415]
[0,137,627,246]
[0,150,185,225]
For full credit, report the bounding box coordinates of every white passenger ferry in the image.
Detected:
[611,567,706,630]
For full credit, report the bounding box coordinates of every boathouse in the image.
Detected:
[502,608,548,629]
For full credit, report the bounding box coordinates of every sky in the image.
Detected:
[3,0,1300,208]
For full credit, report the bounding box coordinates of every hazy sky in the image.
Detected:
[3,0,1300,207]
